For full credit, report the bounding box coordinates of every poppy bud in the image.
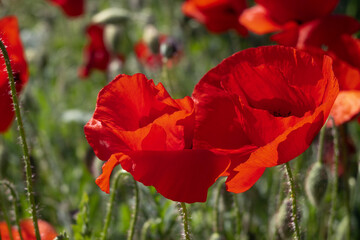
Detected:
[305,161,328,206]
[160,37,179,60]
[275,198,293,239]
[92,8,130,25]
[143,25,160,54]
[104,24,123,53]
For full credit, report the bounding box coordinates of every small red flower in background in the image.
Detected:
[272,15,360,125]
[0,16,29,133]
[0,219,57,240]
[240,0,339,34]
[84,74,229,203]
[48,0,85,17]
[192,46,339,193]
[79,24,124,78]
[134,26,182,70]
[182,0,248,36]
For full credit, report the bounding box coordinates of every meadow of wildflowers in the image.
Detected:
[1,0,360,239]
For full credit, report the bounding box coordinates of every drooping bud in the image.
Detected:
[92,8,130,25]
[160,37,179,60]
[275,198,293,239]
[143,25,160,54]
[104,24,123,54]
[305,161,328,206]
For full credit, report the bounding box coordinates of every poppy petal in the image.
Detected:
[20,219,58,240]
[225,166,266,193]
[239,5,284,34]
[330,91,360,126]
[119,150,230,203]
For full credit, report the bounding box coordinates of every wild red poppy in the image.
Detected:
[48,0,84,17]
[192,46,339,193]
[0,16,29,133]
[134,35,181,70]
[84,73,230,203]
[240,0,339,34]
[78,24,124,78]
[0,219,57,240]
[272,15,360,125]
[182,0,248,36]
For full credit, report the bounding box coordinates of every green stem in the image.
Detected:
[233,194,242,239]
[178,202,191,240]
[327,118,339,239]
[0,192,14,240]
[213,178,225,233]
[127,176,139,240]
[285,162,301,240]
[0,39,41,240]
[0,180,24,240]
[100,170,127,240]
[316,125,327,164]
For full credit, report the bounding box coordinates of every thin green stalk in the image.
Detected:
[100,170,127,240]
[0,39,41,240]
[327,118,339,239]
[213,178,225,234]
[316,125,327,164]
[285,162,301,240]
[0,192,14,240]
[127,176,139,240]
[0,180,24,240]
[177,202,191,240]
[233,194,242,239]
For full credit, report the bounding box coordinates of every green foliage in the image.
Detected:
[72,193,91,240]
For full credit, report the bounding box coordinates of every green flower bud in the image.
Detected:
[305,161,328,206]
[92,8,130,25]
[143,25,160,54]
[104,24,123,54]
[276,198,293,240]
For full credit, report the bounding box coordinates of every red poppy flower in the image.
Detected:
[84,73,230,203]
[240,0,339,35]
[79,24,124,78]
[0,219,57,240]
[134,35,181,70]
[272,15,360,125]
[182,0,248,36]
[0,16,29,133]
[134,39,163,69]
[48,0,84,17]
[192,46,339,193]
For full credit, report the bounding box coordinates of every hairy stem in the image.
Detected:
[285,162,301,240]
[328,118,339,239]
[178,202,191,240]
[127,176,139,240]
[0,39,41,240]
[101,170,127,240]
[0,180,24,240]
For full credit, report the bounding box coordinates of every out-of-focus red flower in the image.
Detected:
[0,16,29,133]
[48,0,85,17]
[192,46,339,193]
[79,24,124,78]
[240,0,339,35]
[0,219,57,240]
[134,35,181,70]
[84,73,230,203]
[273,15,360,125]
[182,0,248,36]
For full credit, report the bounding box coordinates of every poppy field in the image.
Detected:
[1,0,360,239]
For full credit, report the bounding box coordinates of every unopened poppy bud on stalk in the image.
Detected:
[92,8,130,25]
[305,161,328,206]
[276,198,294,240]
[143,24,160,53]
[160,37,180,60]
